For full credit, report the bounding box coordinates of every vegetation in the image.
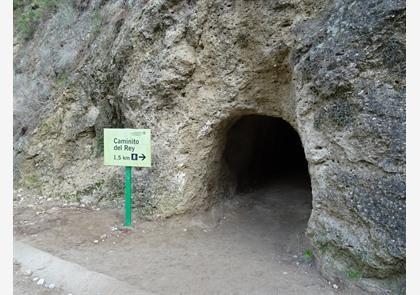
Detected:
[346,269,362,280]
[91,9,103,34]
[54,71,69,88]
[14,0,62,40]
[304,249,313,258]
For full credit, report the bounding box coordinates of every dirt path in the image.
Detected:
[13,261,66,295]
[13,181,365,295]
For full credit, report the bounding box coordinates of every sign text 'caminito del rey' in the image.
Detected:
[104,128,151,167]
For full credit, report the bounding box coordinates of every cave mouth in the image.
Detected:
[223,114,311,193]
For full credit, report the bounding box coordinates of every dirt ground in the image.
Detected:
[13,262,66,295]
[13,179,366,295]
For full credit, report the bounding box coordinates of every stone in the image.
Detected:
[81,195,95,205]
[22,269,32,276]
[37,278,45,286]
[13,0,406,292]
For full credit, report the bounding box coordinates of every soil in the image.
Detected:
[13,262,66,295]
[13,179,365,295]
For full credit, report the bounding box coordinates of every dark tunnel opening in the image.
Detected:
[223,115,311,193]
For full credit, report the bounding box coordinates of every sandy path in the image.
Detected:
[14,180,365,294]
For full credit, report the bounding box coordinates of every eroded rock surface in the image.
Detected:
[14,0,405,293]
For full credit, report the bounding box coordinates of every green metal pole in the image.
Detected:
[124,166,132,227]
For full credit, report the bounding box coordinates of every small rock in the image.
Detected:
[22,269,32,276]
[333,284,338,289]
[100,234,107,240]
[183,228,187,232]
[37,278,45,285]
[47,283,55,289]
[93,240,99,244]
[81,195,95,205]
[283,272,288,275]
[293,255,298,258]
[32,277,39,281]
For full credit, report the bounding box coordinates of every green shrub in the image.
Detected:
[14,0,62,40]
[346,269,362,280]
[91,9,103,33]
[304,249,313,258]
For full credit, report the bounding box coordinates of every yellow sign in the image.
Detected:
[104,128,151,167]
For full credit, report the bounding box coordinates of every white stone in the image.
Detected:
[37,278,45,285]
[23,269,32,276]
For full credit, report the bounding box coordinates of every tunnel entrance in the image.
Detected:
[223,115,311,193]
[209,114,314,268]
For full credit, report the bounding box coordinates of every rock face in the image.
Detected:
[13,0,405,293]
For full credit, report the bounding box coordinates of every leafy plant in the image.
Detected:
[304,249,313,258]
[13,0,25,11]
[346,269,362,280]
[91,9,103,33]
[14,0,62,40]
[54,71,68,88]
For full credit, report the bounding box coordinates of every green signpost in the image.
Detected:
[104,128,151,227]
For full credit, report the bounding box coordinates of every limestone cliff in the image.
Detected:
[13,0,406,293]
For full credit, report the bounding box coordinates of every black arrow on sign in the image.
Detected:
[139,154,146,161]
